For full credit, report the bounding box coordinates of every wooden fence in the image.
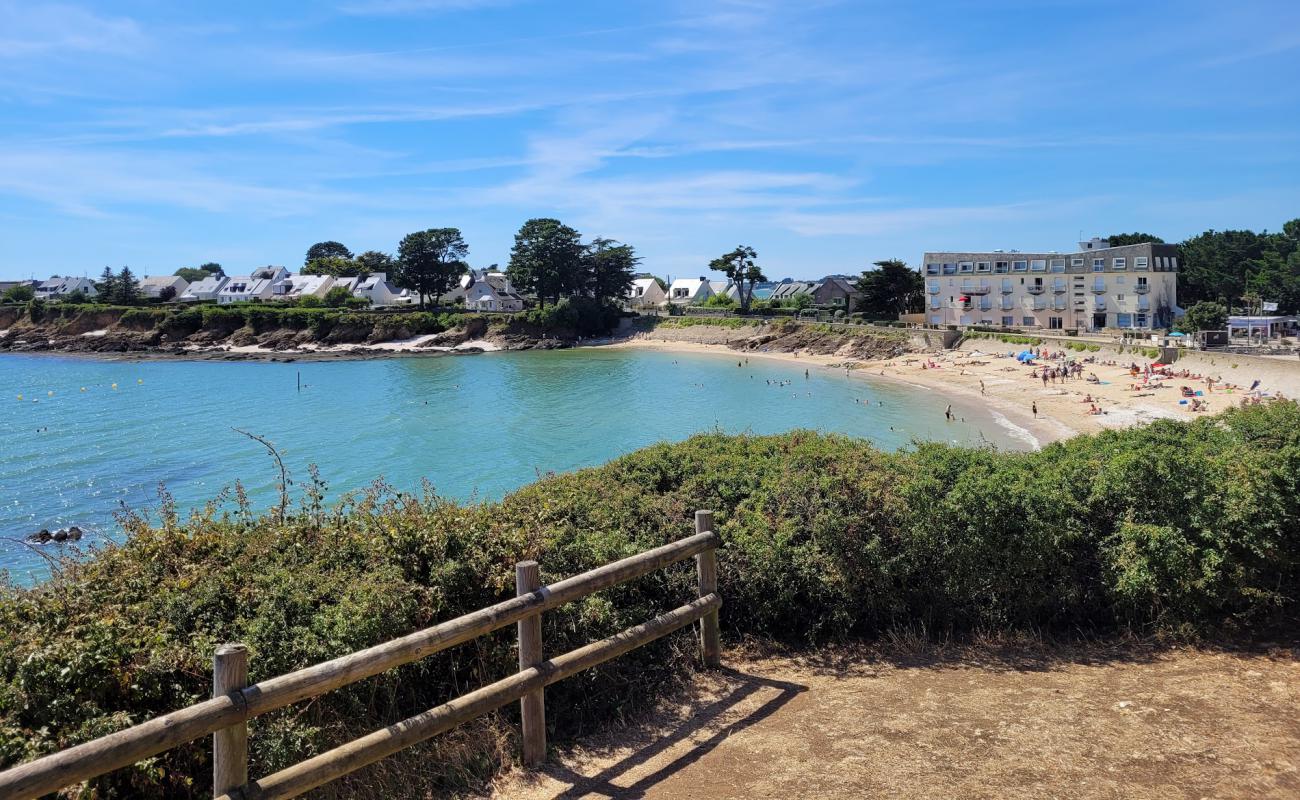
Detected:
[0,511,723,800]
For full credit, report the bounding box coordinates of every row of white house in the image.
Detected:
[26,267,529,312]
[627,277,742,308]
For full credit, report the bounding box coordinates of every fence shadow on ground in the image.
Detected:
[527,668,806,799]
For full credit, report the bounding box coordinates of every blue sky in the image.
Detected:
[1,0,1297,282]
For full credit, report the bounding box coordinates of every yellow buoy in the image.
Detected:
[111,383,118,390]
[137,379,143,384]
[16,394,22,401]
[80,387,87,392]
[47,391,53,397]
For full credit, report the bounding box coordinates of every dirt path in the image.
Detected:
[495,644,1299,799]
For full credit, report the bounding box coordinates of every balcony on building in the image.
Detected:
[1091,282,1106,293]
[1094,299,1107,311]
[1052,280,1067,293]
[1134,283,1150,294]
[1000,280,1014,293]
[927,282,940,294]
[1026,284,1045,295]
[960,281,991,295]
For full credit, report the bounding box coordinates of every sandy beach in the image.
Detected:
[604,334,1300,449]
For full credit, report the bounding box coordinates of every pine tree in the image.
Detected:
[116,267,140,305]
[98,267,118,304]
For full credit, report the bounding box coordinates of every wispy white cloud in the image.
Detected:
[0,2,146,57]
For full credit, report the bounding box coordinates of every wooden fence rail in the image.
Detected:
[0,511,723,800]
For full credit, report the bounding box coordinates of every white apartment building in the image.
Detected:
[922,239,1179,331]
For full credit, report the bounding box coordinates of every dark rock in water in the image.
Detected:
[52,529,68,542]
[68,526,83,541]
[28,529,51,543]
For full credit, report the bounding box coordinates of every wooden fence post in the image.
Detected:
[515,561,546,767]
[695,510,721,668]
[212,643,249,795]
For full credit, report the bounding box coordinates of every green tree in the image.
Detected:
[855,259,923,317]
[1176,301,1229,333]
[323,286,355,307]
[64,290,88,304]
[396,228,469,310]
[1244,249,1300,314]
[175,263,223,283]
[507,218,584,306]
[1105,233,1165,246]
[3,284,35,303]
[708,245,765,313]
[116,267,140,305]
[97,267,118,303]
[159,285,178,302]
[305,241,352,265]
[303,256,364,277]
[583,238,639,302]
[1178,229,1290,306]
[355,250,396,275]
[702,292,737,309]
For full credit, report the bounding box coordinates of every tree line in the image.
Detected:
[296,219,641,310]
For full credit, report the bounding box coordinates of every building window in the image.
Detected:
[1071,257,1084,267]
[1113,257,1126,269]
[1012,260,1027,271]
[943,263,956,274]
[1134,257,1148,269]
[1049,317,1063,330]
[1093,259,1105,272]
[995,261,1009,273]
[976,261,990,272]
[1117,313,1132,328]
[1001,316,1014,327]
[1169,257,1178,270]
[1049,258,1066,272]
[1135,313,1148,327]
[926,263,940,275]
[1030,259,1046,271]
[1023,316,1035,326]
[1116,294,1125,301]
[958,261,973,273]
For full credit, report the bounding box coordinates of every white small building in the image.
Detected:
[626,277,666,307]
[464,271,524,312]
[1227,315,1299,339]
[344,272,410,306]
[35,276,99,301]
[137,275,189,300]
[180,275,229,302]
[273,274,334,302]
[666,277,714,305]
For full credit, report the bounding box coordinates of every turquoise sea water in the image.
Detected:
[0,348,1019,581]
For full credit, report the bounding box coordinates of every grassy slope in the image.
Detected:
[1,403,1298,797]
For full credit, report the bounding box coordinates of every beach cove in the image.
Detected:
[0,347,1019,581]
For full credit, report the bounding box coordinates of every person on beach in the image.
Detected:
[980,380,985,395]
[945,404,952,421]
[1032,401,1038,418]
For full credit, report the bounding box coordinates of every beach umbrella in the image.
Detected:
[1016,350,1035,362]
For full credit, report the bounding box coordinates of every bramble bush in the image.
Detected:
[2,402,1298,797]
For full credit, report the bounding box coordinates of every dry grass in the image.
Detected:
[493,638,1300,799]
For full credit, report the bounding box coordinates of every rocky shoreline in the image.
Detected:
[0,313,579,362]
